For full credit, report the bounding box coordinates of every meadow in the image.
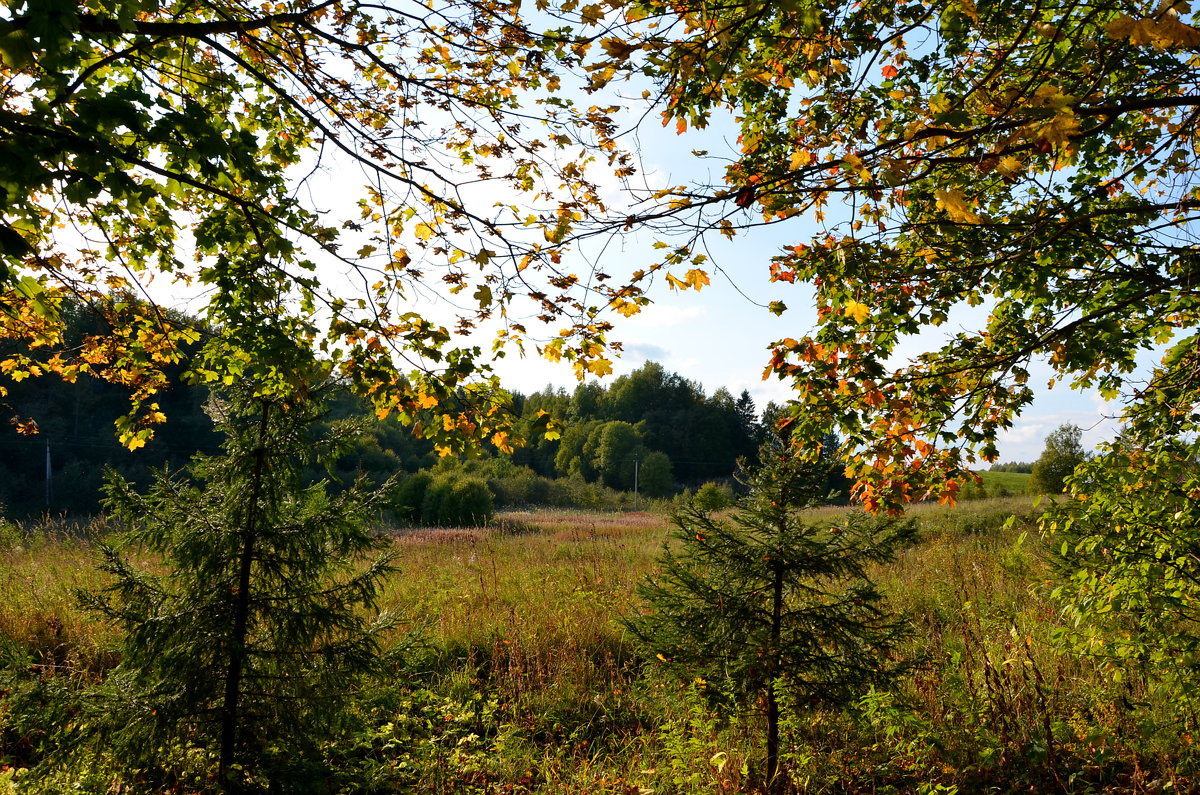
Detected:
[2,492,1194,793]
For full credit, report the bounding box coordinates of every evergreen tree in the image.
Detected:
[83,384,397,792]
[625,443,916,792]
[734,389,762,454]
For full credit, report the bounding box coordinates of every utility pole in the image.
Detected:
[633,456,639,511]
[45,437,52,509]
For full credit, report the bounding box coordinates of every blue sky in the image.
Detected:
[479,108,1132,464]
[192,67,1135,466]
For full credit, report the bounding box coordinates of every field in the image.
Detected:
[1,499,1194,793]
[975,470,1032,495]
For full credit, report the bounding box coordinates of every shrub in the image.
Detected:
[392,470,434,523]
[692,481,734,513]
[420,473,494,526]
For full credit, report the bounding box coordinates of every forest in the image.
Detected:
[0,305,807,519]
[3,0,1200,791]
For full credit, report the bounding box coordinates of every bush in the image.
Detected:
[1047,437,1200,706]
[420,473,494,526]
[486,467,552,507]
[692,481,734,512]
[393,471,434,523]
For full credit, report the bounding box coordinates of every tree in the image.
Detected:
[589,420,644,489]
[593,0,1200,508]
[639,448,674,497]
[0,0,643,452]
[1045,437,1200,706]
[1030,423,1088,494]
[83,383,396,791]
[625,444,916,792]
[734,389,762,453]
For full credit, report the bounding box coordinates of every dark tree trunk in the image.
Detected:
[766,558,784,794]
[218,401,271,792]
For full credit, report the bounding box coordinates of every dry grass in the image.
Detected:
[3,500,1193,792]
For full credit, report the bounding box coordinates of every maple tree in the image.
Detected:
[588,0,1200,508]
[0,0,652,452]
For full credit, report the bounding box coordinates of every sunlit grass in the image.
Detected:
[2,500,1194,792]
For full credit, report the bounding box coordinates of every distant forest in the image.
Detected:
[0,301,816,518]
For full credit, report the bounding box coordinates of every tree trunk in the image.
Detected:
[766,559,784,794]
[218,401,271,793]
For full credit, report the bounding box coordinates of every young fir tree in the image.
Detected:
[83,384,397,793]
[625,442,917,793]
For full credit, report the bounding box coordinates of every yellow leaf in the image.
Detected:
[789,149,813,170]
[491,431,514,454]
[611,298,642,318]
[1039,111,1080,148]
[684,269,710,290]
[934,189,982,224]
[541,340,563,363]
[997,155,1023,176]
[414,222,435,241]
[588,358,614,376]
[843,300,871,324]
[1106,14,1136,39]
[1153,16,1200,47]
[11,417,38,435]
[600,37,637,59]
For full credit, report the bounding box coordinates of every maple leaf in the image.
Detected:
[996,156,1023,177]
[843,300,871,324]
[684,269,710,290]
[934,189,982,224]
[611,298,644,317]
[10,416,38,434]
[587,358,614,376]
[491,430,514,454]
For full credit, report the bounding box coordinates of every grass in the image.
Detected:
[2,499,1196,793]
[976,470,1033,495]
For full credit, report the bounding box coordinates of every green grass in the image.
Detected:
[976,470,1032,495]
[2,500,1195,793]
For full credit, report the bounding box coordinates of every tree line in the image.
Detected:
[0,302,819,517]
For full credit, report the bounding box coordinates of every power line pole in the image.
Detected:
[45,437,52,510]
[633,456,639,511]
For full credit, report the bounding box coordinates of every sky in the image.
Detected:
[127,49,1136,466]
[467,111,1135,465]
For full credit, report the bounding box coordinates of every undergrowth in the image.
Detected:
[1,500,1196,792]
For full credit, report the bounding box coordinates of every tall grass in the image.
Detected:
[3,499,1196,792]
[0,516,120,676]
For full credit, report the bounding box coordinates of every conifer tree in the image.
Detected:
[625,442,916,793]
[84,383,397,792]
